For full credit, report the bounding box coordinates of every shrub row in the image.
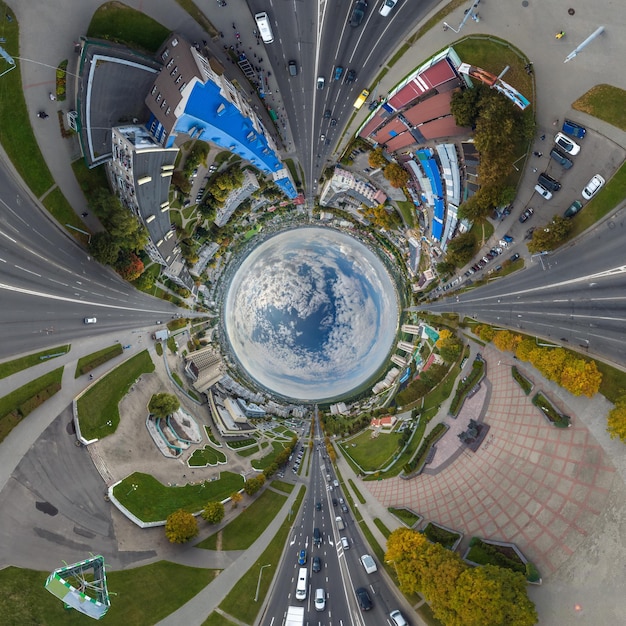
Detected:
[449,358,485,416]
[403,422,447,474]
[423,522,460,549]
[532,392,571,428]
[56,60,68,101]
[511,366,532,395]
[467,538,525,573]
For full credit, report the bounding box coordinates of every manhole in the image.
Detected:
[522,0,529,6]
[568,8,575,15]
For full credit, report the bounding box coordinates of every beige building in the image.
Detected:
[184,345,225,394]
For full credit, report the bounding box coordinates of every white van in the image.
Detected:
[360,554,377,574]
[254,12,274,44]
[295,567,307,600]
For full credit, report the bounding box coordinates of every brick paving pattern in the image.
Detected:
[367,345,616,574]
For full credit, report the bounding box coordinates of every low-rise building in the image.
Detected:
[319,167,387,209]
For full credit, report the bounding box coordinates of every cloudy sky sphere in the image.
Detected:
[223,227,399,401]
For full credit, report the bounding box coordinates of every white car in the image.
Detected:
[554,132,580,155]
[534,184,552,200]
[390,610,408,626]
[314,588,326,611]
[84,317,97,324]
[379,0,398,16]
[317,76,325,90]
[582,174,605,200]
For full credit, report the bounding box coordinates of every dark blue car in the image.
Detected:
[562,119,586,139]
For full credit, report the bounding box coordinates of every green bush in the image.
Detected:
[404,422,447,474]
[467,539,525,573]
[423,522,460,549]
[525,561,541,583]
[449,358,484,416]
[511,366,532,395]
[532,392,570,428]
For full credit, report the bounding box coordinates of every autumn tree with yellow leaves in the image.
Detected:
[385,528,537,626]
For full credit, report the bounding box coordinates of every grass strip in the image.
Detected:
[188,445,227,467]
[74,344,123,377]
[374,517,392,539]
[0,345,69,380]
[511,366,532,395]
[532,392,571,428]
[76,350,154,440]
[218,486,305,624]
[404,423,448,475]
[270,480,295,494]
[348,478,366,504]
[449,358,484,417]
[388,507,420,527]
[113,471,244,522]
[197,488,287,551]
[202,613,239,626]
[0,561,218,626]
[0,366,64,444]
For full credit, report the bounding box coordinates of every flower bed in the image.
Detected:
[532,392,571,428]
[423,522,462,550]
[56,60,68,101]
[449,357,485,417]
[511,366,533,395]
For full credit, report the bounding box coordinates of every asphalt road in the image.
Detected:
[0,165,185,359]
[421,203,626,368]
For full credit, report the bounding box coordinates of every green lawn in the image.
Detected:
[113,471,244,522]
[271,480,295,494]
[374,517,392,539]
[0,367,64,444]
[227,438,257,448]
[340,430,402,471]
[251,440,288,470]
[198,489,287,551]
[202,613,239,626]
[389,507,421,527]
[235,444,259,457]
[74,344,123,378]
[574,84,626,131]
[188,445,227,467]
[218,487,304,624]
[87,2,170,53]
[76,350,155,440]
[395,200,417,228]
[0,561,218,626]
[0,345,69,380]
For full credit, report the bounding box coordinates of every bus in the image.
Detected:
[295,567,307,600]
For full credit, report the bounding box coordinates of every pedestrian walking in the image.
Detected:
[537,152,542,157]
[532,167,538,173]
[540,134,545,140]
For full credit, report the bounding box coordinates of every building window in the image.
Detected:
[156,93,162,103]
[166,58,174,69]
[165,107,171,116]
[170,66,178,76]
[179,82,187,93]
[161,49,169,61]
[151,85,157,95]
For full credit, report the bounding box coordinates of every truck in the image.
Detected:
[285,605,304,626]
[353,89,370,110]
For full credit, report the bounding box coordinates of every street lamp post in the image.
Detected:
[126,483,138,496]
[254,564,271,602]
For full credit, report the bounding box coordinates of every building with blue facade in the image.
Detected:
[145,35,296,199]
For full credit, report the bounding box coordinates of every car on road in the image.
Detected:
[340,536,350,549]
[562,119,586,139]
[324,109,331,119]
[510,253,520,262]
[349,0,368,27]
[582,174,605,200]
[315,588,326,611]
[330,118,337,126]
[564,199,583,218]
[345,69,357,83]
[84,317,97,324]
[316,501,321,510]
[379,0,399,16]
[549,147,573,169]
[298,549,307,565]
[534,184,553,200]
[312,556,322,572]
[288,60,298,76]
[332,498,338,506]
[334,66,344,81]
[317,76,325,89]
[356,587,373,611]
[320,133,326,141]
[341,504,348,513]
[554,132,580,155]
[519,207,535,222]
[389,609,408,626]
[538,172,561,192]
[502,234,514,243]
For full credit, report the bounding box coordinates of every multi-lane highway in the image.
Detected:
[262,413,407,626]
[0,166,183,359]
[420,206,626,369]
[247,0,437,196]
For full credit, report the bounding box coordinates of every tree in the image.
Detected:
[450,83,484,128]
[477,324,496,343]
[560,358,602,397]
[368,148,388,168]
[134,270,155,291]
[446,565,537,626]
[115,251,144,281]
[492,330,521,352]
[201,501,225,524]
[165,509,198,543]
[436,260,456,277]
[527,216,572,253]
[383,162,410,188]
[148,393,180,419]
[445,232,477,267]
[607,401,626,442]
[436,329,463,363]
[244,474,266,495]
[90,231,120,265]
[230,491,243,508]
[515,338,536,361]
[530,347,567,382]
